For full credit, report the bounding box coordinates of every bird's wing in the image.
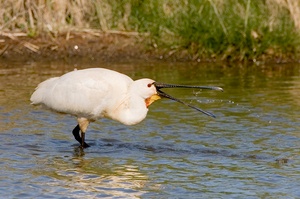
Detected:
[31,68,133,119]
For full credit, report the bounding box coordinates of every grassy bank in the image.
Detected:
[1,0,300,62]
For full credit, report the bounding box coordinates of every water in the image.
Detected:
[0,60,300,198]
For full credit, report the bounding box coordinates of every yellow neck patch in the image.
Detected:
[145,94,161,108]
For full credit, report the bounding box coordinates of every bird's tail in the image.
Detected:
[30,77,59,105]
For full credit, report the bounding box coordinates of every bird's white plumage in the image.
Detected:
[30,68,157,125]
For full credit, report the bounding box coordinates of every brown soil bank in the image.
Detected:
[0,32,299,64]
[0,32,157,63]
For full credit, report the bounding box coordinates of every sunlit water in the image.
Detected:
[0,60,300,198]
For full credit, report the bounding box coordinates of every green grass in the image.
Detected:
[123,0,300,61]
[1,0,300,61]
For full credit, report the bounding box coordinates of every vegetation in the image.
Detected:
[1,0,300,61]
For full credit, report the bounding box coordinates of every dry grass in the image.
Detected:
[274,0,300,30]
[1,0,299,33]
[0,0,112,35]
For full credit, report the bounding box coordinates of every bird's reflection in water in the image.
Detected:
[36,148,156,198]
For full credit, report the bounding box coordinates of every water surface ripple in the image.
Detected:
[0,61,300,198]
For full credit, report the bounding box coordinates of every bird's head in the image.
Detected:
[133,79,160,108]
[135,79,223,118]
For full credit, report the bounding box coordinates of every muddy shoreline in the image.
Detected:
[0,32,298,64]
[0,32,159,63]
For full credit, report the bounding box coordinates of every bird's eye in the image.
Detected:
[147,83,152,88]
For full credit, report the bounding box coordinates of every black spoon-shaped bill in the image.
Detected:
[153,82,223,118]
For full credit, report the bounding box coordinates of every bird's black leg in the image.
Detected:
[72,124,90,148]
[72,124,81,144]
[81,132,90,148]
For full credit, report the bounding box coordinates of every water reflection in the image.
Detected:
[31,152,150,198]
[1,61,300,198]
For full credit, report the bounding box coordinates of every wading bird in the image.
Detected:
[30,68,223,148]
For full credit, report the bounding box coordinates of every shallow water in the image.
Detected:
[0,60,300,198]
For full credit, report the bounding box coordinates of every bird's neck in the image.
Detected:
[113,94,148,126]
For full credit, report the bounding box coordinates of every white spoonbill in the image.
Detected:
[30,68,223,148]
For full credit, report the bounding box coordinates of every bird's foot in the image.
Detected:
[80,142,90,148]
[72,124,90,148]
